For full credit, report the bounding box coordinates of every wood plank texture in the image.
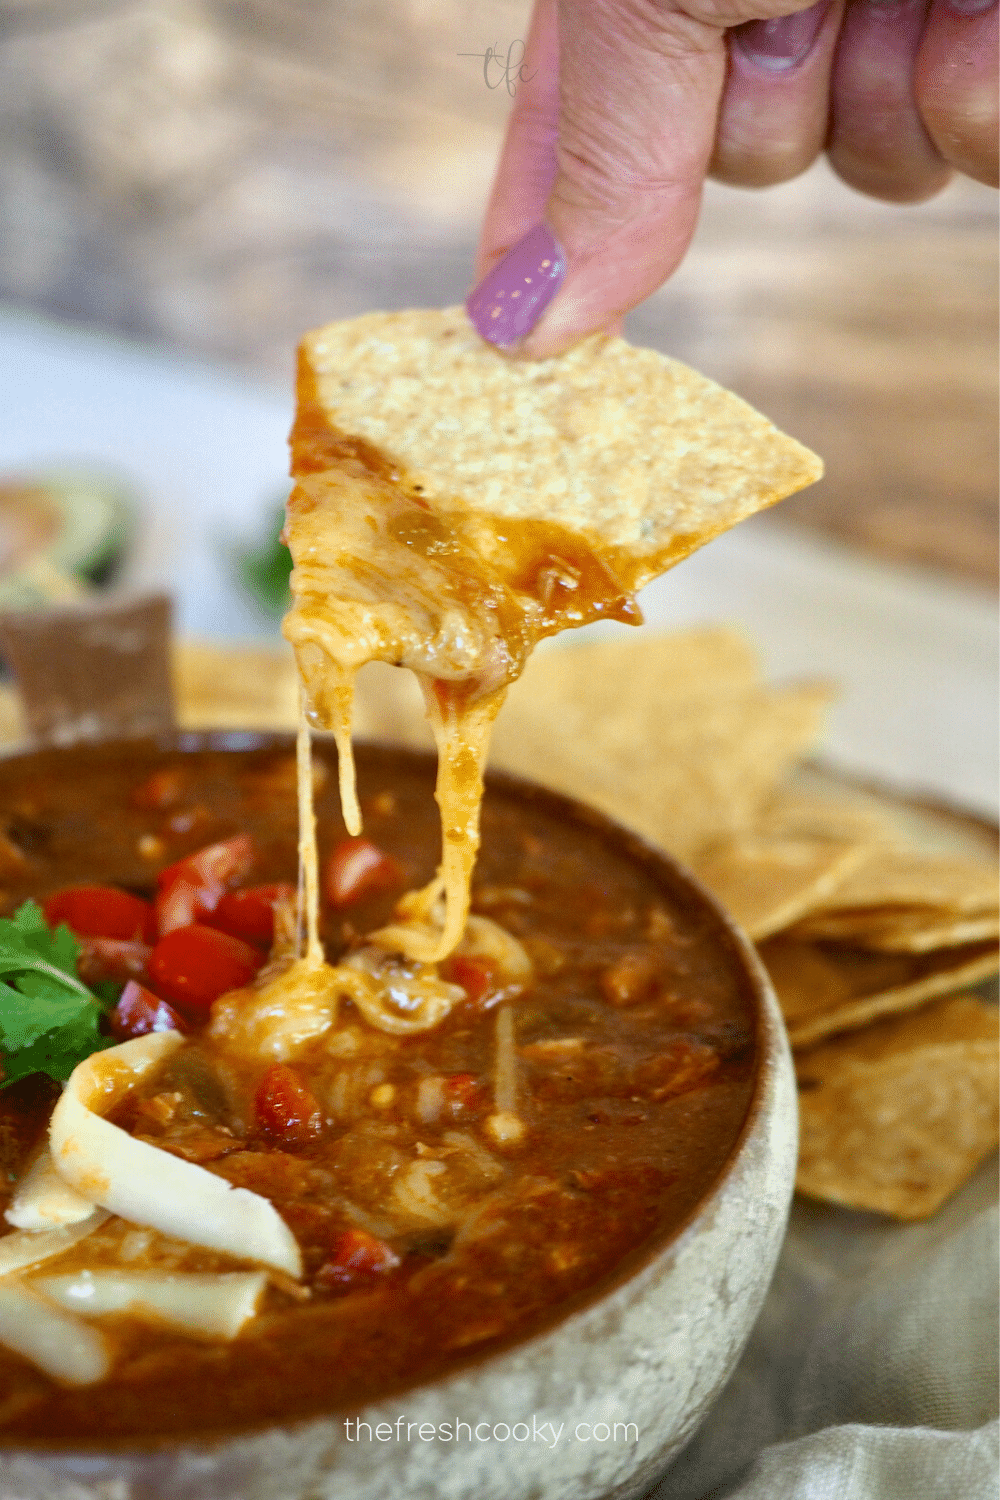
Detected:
[0,1,994,583]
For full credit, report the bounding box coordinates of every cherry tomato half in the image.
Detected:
[44,886,156,944]
[148,925,261,1019]
[324,838,402,908]
[155,835,256,936]
[206,883,296,945]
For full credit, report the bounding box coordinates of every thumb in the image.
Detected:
[470,0,820,357]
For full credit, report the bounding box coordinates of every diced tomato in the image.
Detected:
[324,838,402,908]
[316,1229,400,1288]
[44,886,156,944]
[254,1063,322,1146]
[148,924,261,1019]
[110,980,188,1042]
[156,834,257,898]
[446,954,497,1008]
[206,883,297,945]
[132,767,187,811]
[443,1072,481,1112]
[155,835,256,935]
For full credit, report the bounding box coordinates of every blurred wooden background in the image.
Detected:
[0,0,995,585]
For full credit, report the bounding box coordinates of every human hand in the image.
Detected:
[466,0,998,356]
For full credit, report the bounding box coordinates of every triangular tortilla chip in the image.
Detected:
[759,787,892,845]
[787,906,1000,953]
[807,846,999,917]
[283,313,822,960]
[173,642,299,732]
[491,643,832,860]
[795,995,999,1220]
[297,307,822,591]
[693,834,869,941]
[761,936,1000,1048]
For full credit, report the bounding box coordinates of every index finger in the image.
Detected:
[471,0,829,357]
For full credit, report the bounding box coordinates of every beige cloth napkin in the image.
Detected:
[647,1160,998,1499]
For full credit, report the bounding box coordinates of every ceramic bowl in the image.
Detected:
[0,736,797,1500]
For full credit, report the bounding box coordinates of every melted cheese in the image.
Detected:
[296,681,327,963]
[207,955,341,1061]
[283,375,638,971]
[49,1035,302,1278]
[370,680,505,964]
[340,948,465,1035]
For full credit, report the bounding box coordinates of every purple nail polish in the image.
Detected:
[730,0,830,70]
[466,224,566,349]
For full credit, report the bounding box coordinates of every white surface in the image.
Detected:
[1,305,996,816]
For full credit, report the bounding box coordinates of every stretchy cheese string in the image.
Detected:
[289,677,463,1031]
[296,685,324,968]
[369,679,506,965]
[327,662,362,838]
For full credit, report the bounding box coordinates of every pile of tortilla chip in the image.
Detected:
[481,626,998,1223]
[126,631,1000,1224]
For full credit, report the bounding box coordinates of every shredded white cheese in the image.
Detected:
[0,1215,109,1278]
[32,1269,269,1341]
[5,1145,101,1231]
[0,1281,110,1385]
[49,1035,302,1278]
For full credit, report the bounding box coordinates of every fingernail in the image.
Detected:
[946,0,995,16]
[730,0,830,70]
[466,224,566,349]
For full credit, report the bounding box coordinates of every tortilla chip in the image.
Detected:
[809,846,999,917]
[0,683,25,751]
[525,628,763,711]
[352,660,433,750]
[795,995,1000,1220]
[490,639,833,860]
[173,642,299,732]
[693,834,869,941]
[788,906,1000,953]
[762,936,1000,1048]
[760,788,892,845]
[302,308,822,588]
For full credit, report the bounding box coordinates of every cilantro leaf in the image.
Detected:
[0,901,113,1086]
[237,503,293,617]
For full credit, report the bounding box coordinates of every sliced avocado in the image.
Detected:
[0,469,133,608]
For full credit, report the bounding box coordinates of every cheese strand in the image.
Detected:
[296,687,325,968]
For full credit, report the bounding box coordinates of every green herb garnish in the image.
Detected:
[237,503,293,617]
[0,901,112,1087]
